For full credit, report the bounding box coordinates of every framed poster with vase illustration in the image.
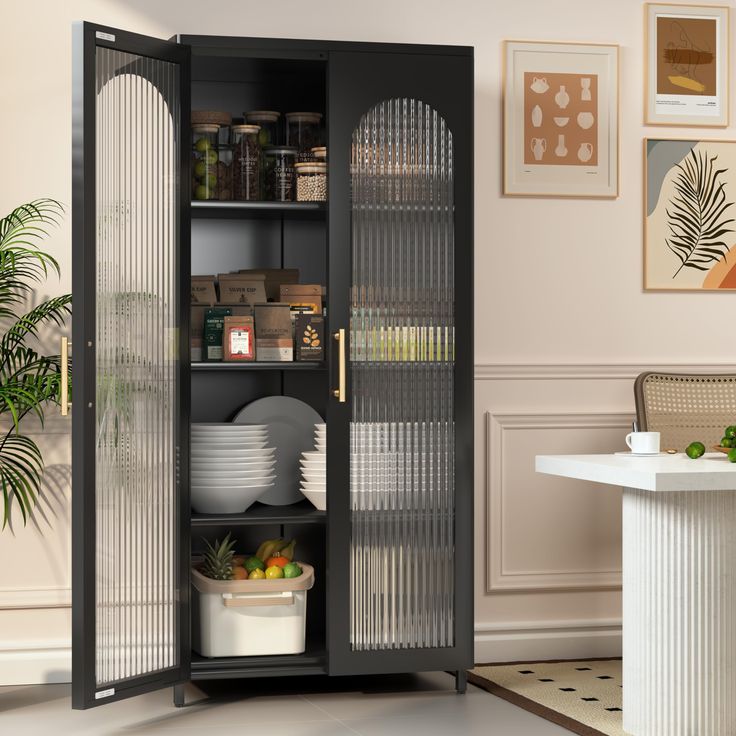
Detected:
[645,138,736,290]
[645,4,729,126]
[503,40,619,198]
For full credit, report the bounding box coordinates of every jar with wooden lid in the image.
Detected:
[231,124,261,201]
[245,110,281,147]
[311,146,327,161]
[295,162,327,202]
[192,124,220,200]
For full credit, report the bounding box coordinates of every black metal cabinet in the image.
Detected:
[72,22,473,710]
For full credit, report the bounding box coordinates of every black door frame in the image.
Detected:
[71,21,191,709]
[326,48,474,676]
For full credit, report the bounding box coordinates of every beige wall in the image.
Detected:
[1,0,735,683]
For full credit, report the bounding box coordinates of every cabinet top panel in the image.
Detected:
[177,34,473,58]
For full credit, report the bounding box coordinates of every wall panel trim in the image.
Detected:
[0,587,71,610]
[486,411,629,593]
[474,363,736,381]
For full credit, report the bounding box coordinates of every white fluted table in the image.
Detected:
[536,453,736,736]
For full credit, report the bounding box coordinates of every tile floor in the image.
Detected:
[1,672,571,735]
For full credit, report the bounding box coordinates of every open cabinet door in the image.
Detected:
[326,48,474,676]
[71,22,190,709]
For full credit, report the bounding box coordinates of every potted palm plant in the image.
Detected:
[0,199,71,528]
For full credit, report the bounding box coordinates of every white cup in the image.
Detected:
[625,431,660,454]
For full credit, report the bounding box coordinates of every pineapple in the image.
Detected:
[201,533,236,580]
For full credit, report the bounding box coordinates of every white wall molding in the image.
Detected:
[0,639,70,686]
[0,587,71,610]
[486,411,629,593]
[474,363,736,381]
[474,618,622,664]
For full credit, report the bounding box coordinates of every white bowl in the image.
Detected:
[190,483,274,514]
[192,423,268,431]
[192,468,277,479]
[191,440,268,449]
[301,473,326,483]
[192,476,275,488]
[302,451,326,460]
[192,447,275,457]
[300,488,326,511]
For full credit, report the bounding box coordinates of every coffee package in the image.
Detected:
[203,307,231,362]
[217,273,267,305]
[254,303,293,361]
[239,268,299,301]
[223,315,255,362]
[295,313,324,362]
[191,276,217,305]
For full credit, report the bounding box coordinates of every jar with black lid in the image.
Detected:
[263,145,297,201]
[231,124,261,201]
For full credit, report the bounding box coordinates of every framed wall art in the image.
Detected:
[645,138,736,290]
[503,40,619,198]
[645,4,729,126]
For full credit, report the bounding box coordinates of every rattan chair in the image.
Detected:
[634,372,736,452]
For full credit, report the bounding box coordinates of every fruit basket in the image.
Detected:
[191,561,314,657]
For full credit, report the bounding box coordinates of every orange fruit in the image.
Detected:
[265,555,289,568]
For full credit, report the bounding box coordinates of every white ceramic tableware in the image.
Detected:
[192,423,268,431]
[190,483,274,514]
[300,488,326,511]
[192,459,276,469]
[192,468,277,479]
[191,448,275,458]
[191,441,269,450]
[192,476,275,488]
[301,473,326,483]
[625,431,660,454]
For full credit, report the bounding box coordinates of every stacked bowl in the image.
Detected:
[191,423,276,513]
[300,423,326,510]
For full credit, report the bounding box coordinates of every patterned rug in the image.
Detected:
[468,659,625,736]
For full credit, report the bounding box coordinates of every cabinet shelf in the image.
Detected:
[190,644,327,680]
[191,200,326,220]
[191,500,326,527]
[192,361,326,371]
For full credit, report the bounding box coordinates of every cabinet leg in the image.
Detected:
[455,670,467,694]
[173,684,186,708]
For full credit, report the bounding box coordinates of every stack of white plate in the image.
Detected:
[300,424,326,510]
[191,423,276,514]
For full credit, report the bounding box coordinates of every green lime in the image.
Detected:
[194,137,211,153]
[194,184,208,200]
[685,441,706,459]
[283,562,302,579]
[205,149,218,164]
[244,555,265,573]
[194,160,207,178]
[728,448,736,463]
[721,438,734,448]
[725,425,736,439]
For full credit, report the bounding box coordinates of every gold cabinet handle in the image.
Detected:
[332,329,346,403]
[60,336,71,416]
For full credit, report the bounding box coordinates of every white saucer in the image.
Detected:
[614,451,669,457]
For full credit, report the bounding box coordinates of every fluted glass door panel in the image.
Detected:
[94,46,180,687]
[350,99,454,651]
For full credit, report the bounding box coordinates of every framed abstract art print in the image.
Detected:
[645,4,729,126]
[503,41,619,198]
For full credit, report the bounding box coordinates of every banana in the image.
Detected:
[279,539,296,561]
[255,537,283,562]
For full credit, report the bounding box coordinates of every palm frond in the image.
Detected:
[665,149,735,278]
[0,199,71,529]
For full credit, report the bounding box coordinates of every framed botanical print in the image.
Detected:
[503,40,619,198]
[645,4,729,126]
[645,138,736,290]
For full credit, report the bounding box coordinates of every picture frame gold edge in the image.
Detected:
[502,39,620,199]
[643,3,730,127]
[643,135,736,290]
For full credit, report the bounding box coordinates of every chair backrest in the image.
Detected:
[634,372,736,451]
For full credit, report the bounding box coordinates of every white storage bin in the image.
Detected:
[192,563,314,657]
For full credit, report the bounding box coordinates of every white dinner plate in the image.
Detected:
[192,478,275,488]
[191,448,275,458]
[234,396,323,505]
[192,423,268,431]
[192,468,276,479]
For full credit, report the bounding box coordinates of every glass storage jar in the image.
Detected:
[263,145,297,202]
[295,162,327,202]
[245,110,281,147]
[311,146,327,162]
[192,124,220,200]
[231,124,261,201]
[217,143,233,201]
[285,112,323,161]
